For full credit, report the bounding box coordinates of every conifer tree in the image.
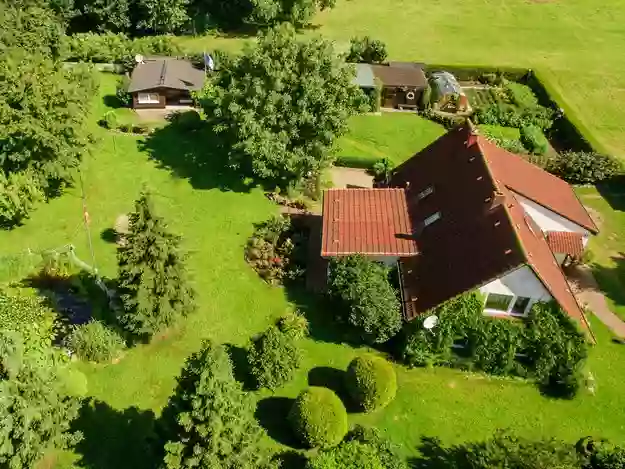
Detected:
[0,330,81,468]
[117,191,195,338]
[161,340,276,469]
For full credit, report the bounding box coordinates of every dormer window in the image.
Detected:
[417,186,434,200]
[423,212,441,227]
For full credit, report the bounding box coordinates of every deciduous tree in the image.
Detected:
[136,0,190,34]
[200,24,364,185]
[328,254,402,344]
[161,340,276,469]
[117,191,195,337]
[0,48,95,226]
[70,0,131,33]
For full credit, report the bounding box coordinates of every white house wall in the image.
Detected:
[479,265,552,311]
[512,192,590,246]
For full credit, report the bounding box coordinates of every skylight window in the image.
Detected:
[417,186,434,200]
[423,212,441,227]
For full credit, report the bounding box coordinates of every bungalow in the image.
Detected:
[128,58,205,109]
[320,124,598,328]
[351,62,428,109]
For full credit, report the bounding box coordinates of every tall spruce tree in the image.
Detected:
[117,191,195,338]
[0,330,81,468]
[161,340,276,469]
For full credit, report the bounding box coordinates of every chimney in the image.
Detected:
[485,191,506,213]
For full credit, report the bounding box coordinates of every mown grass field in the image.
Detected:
[0,73,620,469]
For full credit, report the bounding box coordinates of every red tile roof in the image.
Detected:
[480,138,598,233]
[389,124,591,327]
[546,231,585,258]
[501,186,588,325]
[321,124,593,329]
[321,188,417,256]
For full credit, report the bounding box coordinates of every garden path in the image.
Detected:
[567,265,625,339]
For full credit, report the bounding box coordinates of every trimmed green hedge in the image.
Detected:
[289,387,348,448]
[345,354,397,412]
[424,64,529,82]
[526,70,609,155]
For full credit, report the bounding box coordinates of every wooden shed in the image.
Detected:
[128,58,206,109]
[370,62,428,109]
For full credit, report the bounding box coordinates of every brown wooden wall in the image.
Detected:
[132,90,166,109]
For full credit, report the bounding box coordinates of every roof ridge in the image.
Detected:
[474,136,530,264]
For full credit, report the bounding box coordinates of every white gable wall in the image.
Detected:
[512,192,590,247]
[479,265,552,316]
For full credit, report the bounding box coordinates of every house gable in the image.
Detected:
[512,191,590,245]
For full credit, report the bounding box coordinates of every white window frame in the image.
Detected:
[483,293,532,318]
[423,211,441,227]
[137,92,160,104]
[417,186,434,200]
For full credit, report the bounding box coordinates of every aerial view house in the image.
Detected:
[128,57,205,109]
[352,62,428,109]
[321,124,597,327]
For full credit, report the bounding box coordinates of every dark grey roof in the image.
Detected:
[371,63,428,89]
[431,71,463,96]
[351,63,376,88]
[128,58,206,93]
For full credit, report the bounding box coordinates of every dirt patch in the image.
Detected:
[584,206,604,230]
[330,167,374,188]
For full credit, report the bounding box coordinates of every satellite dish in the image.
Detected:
[423,315,438,330]
[135,54,144,64]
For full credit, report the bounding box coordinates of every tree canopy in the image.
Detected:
[117,191,195,338]
[200,24,364,186]
[328,255,402,344]
[136,0,190,34]
[161,340,276,469]
[0,326,81,468]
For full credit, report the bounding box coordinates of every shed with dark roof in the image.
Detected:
[128,58,205,109]
[369,62,428,109]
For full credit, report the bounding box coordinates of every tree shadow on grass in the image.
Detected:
[140,118,254,193]
[273,450,309,469]
[408,436,464,469]
[284,285,353,346]
[596,177,625,212]
[225,343,255,391]
[308,366,358,413]
[100,227,118,244]
[72,399,159,469]
[103,94,123,109]
[255,397,304,449]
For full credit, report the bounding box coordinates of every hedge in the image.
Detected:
[424,64,529,82]
[289,387,348,448]
[345,354,397,412]
[402,292,588,398]
[526,69,609,155]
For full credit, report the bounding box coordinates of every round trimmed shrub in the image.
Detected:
[345,354,397,412]
[65,320,126,363]
[288,387,348,448]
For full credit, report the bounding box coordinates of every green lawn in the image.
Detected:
[0,73,620,469]
[176,0,625,159]
[335,113,445,167]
